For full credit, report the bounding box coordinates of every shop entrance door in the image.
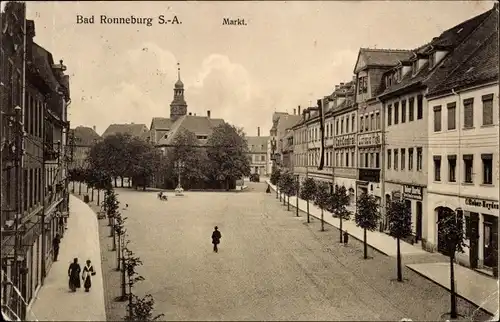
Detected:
[469,212,479,269]
[483,217,497,268]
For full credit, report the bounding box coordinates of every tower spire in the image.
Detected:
[177,62,181,81]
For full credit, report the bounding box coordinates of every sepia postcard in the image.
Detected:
[0,1,499,321]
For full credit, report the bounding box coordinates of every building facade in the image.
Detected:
[247,129,270,175]
[425,10,498,275]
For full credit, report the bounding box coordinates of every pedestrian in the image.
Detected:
[211,226,222,253]
[52,233,61,261]
[68,258,81,292]
[82,259,96,292]
[266,185,271,193]
[343,230,349,246]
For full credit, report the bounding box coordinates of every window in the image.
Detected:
[482,154,493,184]
[448,155,457,182]
[351,115,355,132]
[375,112,380,130]
[482,94,493,125]
[401,100,407,123]
[429,52,435,69]
[433,105,442,132]
[346,152,349,167]
[409,97,415,121]
[351,151,355,167]
[408,148,414,171]
[261,155,265,161]
[336,120,339,135]
[341,119,344,134]
[346,118,349,133]
[375,152,380,168]
[387,150,392,169]
[447,102,456,130]
[387,104,392,126]
[360,153,364,167]
[370,114,375,130]
[394,102,399,124]
[463,155,473,183]
[365,153,369,168]
[370,153,374,168]
[434,156,441,181]
[365,115,369,131]
[417,95,423,120]
[394,149,399,170]
[416,147,423,171]
[463,98,474,128]
[412,60,418,75]
[360,116,364,132]
[401,148,406,170]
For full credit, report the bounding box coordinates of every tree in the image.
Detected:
[114,213,127,271]
[329,185,352,243]
[205,123,251,190]
[83,166,112,204]
[122,247,145,316]
[300,177,316,224]
[387,199,413,282]
[279,171,295,211]
[277,171,287,204]
[128,137,162,191]
[437,208,467,319]
[355,192,380,259]
[125,294,165,321]
[314,181,330,232]
[103,188,120,250]
[270,167,281,199]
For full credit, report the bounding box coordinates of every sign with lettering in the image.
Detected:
[465,198,499,211]
[358,132,381,147]
[403,185,423,201]
[334,134,355,148]
[358,169,380,183]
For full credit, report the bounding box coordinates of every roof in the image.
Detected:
[150,117,173,130]
[354,48,412,73]
[70,126,101,146]
[102,123,149,138]
[427,9,498,96]
[31,43,60,92]
[246,136,269,153]
[379,7,493,98]
[157,115,225,145]
[277,114,302,136]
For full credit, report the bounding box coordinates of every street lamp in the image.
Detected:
[174,160,185,196]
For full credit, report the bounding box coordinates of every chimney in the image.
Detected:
[340,82,344,86]
[257,127,260,136]
[335,85,340,90]
[207,110,211,118]
[298,105,301,115]
[189,112,192,115]
[194,113,196,116]
[92,125,96,132]
[293,108,296,115]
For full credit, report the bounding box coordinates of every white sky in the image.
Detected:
[25,1,494,136]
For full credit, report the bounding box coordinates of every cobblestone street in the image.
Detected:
[84,183,493,321]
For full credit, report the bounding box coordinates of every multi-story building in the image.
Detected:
[353,49,410,222]
[68,126,101,170]
[1,4,70,319]
[331,81,357,207]
[378,6,493,247]
[246,127,270,175]
[425,9,498,275]
[269,110,301,172]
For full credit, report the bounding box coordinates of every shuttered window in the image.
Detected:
[433,105,442,132]
[394,102,399,124]
[401,100,407,123]
[447,102,456,130]
[482,94,493,125]
[463,98,474,128]
[433,156,441,181]
[409,97,415,121]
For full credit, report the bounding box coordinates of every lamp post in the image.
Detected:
[174,160,185,195]
[295,174,299,217]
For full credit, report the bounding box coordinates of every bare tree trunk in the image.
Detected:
[340,216,343,243]
[114,177,117,187]
[397,237,402,282]
[307,201,310,223]
[287,195,290,211]
[363,228,368,259]
[97,189,100,205]
[91,188,94,201]
[321,209,324,231]
[450,251,457,318]
[78,182,82,195]
[116,234,121,271]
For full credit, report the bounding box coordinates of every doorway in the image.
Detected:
[483,215,498,268]
[416,201,422,242]
[469,212,479,269]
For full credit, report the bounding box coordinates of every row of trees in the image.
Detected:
[270,168,468,318]
[102,187,164,321]
[76,123,251,191]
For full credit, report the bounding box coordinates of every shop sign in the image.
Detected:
[358,168,380,183]
[334,134,355,148]
[465,198,499,211]
[358,133,381,147]
[402,185,423,201]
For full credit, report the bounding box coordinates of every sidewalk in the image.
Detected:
[407,262,499,315]
[267,180,499,316]
[266,180,426,256]
[26,195,106,321]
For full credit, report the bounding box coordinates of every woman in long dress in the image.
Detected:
[82,259,96,292]
[68,258,81,292]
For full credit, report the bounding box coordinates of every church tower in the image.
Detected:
[170,62,188,121]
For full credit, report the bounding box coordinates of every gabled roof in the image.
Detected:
[246,136,269,153]
[157,115,225,146]
[102,123,149,138]
[32,43,60,92]
[354,48,412,73]
[428,20,498,97]
[379,6,493,99]
[150,117,173,131]
[70,126,101,146]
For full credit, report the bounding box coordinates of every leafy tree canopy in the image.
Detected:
[329,185,351,220]
[300,177,316,201]
[314,181,330,210]
[437,208,467,254]
[355,192,380,231]
[387,199,413,239]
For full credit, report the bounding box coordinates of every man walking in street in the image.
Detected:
[211,226,222,253]
[52,233,61,261]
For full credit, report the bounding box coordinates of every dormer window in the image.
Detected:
[397,68,402,82]
[428,52,436,69]
[412,60,418,76]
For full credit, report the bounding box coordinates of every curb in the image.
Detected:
[405,265,495,316]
